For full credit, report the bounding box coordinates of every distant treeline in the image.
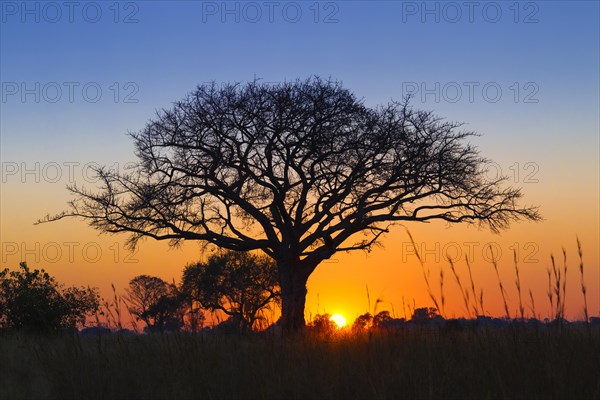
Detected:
[2,257,598,336]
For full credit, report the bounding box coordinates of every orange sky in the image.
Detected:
[1,170,598,327]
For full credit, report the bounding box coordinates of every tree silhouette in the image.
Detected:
[124,275,186,332]
[412,307,441,322]
[351,312,373,332]
[124,275,170,327]
[181,250,279,333]
[41,77,540,333]
[373,310,393,328]
[0,262,100,332]
[143,291,186,333]
[308,313,338,335]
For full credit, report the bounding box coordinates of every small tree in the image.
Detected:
[124,275,171,327]
[0,262,100,332]
[182,250,279,333]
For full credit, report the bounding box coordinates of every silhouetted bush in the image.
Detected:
[351,312,373,332]
[0,262,100,332]
[308,313,337,335]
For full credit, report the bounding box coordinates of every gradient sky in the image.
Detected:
[1,1,599,325]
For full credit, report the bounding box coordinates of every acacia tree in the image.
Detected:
[41,77,540,333]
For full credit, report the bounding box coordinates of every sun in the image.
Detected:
[330,313,347,328]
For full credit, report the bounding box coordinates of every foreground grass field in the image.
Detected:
[1,326,599,400]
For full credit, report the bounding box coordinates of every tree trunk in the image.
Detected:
[279,265,309,334]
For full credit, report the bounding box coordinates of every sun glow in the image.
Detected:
[330,313,347,328]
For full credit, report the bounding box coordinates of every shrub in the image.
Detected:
[0,262,100,332]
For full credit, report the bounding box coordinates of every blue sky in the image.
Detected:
[2,2,598,153]
[2,0,598,220]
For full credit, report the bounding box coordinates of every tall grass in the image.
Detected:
[491,258,511,320]
[465,256,484,316]
[408,233,592,323]
[405,229,443,316]
[577,237,590,323]
[448,257,471,317]
[528,289,538,320]
[514,250,525,320]
[1,326,599,400]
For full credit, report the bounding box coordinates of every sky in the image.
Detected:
[1,1,599,325]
